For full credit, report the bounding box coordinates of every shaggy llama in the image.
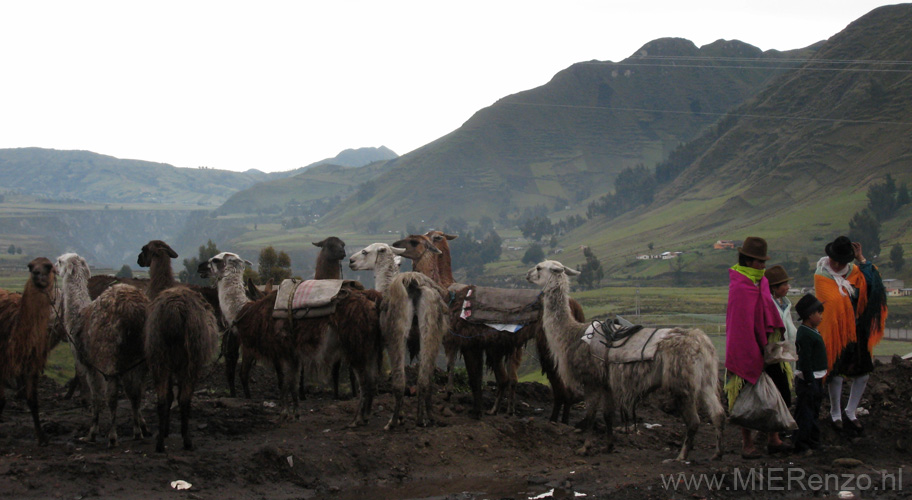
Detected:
[0,257,57,445]
[56,253,150,446]
[349,243,449,429]
[138,240,219,452]
[527,260,725,460]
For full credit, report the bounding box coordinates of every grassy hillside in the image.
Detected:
[317,39,814,229]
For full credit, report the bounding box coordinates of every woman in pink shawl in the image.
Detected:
[724,236,785,458]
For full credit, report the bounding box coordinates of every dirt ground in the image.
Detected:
[2,355,911,500]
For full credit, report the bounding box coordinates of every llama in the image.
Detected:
[56,253,149,446]
[396,232,585,421]
[527,260,725,460]
[200,251,382,427]
[0,257,57,445]
[349,243,449,429]
[313,236,357,400]
[138,240,219,452]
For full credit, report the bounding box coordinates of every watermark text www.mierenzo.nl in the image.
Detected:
[661,467,903,493]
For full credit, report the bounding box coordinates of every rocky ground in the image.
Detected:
[1,355,911,499]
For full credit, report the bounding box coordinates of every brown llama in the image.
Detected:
[313,236,357,400]
[397,232,586,421]
[138,240,219,452]
[349,243,450,429]
[527,260,725,460]
[56,253,150,446]
[0,257,57,445]
[200,251,382,427]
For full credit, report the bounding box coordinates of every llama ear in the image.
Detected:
[313,240,325,248]
[166,246,178,258]
[390,246,406,255]
[427,243,442,254]
[444,233,458,240]
[245,260,253,267]
[564,265,581,276]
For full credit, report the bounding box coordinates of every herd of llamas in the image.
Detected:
[0,235,723,460]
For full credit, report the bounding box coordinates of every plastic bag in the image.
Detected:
[764,340,798,364]
[729,372,798,432]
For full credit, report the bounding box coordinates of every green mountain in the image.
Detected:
[548,4,912,275]
[319,38,816,228]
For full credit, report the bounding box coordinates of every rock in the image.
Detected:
[832,458,864,468]
[527,476,549,485]
[891,354,904,366]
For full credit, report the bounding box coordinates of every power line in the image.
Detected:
[503,102,912,127]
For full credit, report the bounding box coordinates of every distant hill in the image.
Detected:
[319,38,816,228]
[0,146,399,206]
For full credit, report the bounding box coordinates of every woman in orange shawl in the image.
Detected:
[814,236,887,435]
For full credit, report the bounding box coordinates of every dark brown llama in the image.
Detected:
[138,240,219,452]
[409,231,586,422]
[0,257,57,445]
[200,251,382,427]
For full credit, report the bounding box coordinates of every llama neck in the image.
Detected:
[147,257,176,299]
[314,256,341,280]
[412,251,444,285]
[372,257,400,293]
[541,275,586,374]
[217,269,251,324]
[61,269,92,336]
[435,247,455,288]
[14,280,53,354]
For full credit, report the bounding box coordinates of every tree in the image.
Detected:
[576,247,605,290]
[847,209,881,259]
[890,243,905,272]
[179,239,221,285]
[897,182,911,207]
[866,174,898,221]
[115,264,134,279]
[7,244,14,255]
[521,244,546,265]
[258,246,292,284]
[519,216,553,241]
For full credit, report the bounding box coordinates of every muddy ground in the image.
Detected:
[2,355,911,500]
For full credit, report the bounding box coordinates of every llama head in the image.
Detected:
[313,236,346,262]
[349,243,404,271]
[199,252,251,279]
[390,234,442,261]
[27,257,56,291]
[425,230,458,253]
[137,240,178,268]
[526,260,580,287]
[55,253,89,283]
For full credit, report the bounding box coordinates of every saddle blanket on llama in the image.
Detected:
[272,279,363,319]
[582,319,682,363]
[450,284,542,332]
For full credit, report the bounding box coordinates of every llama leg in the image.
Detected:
[355,357,377,426]
[600,388,615,452]
[280,359,301,421]
[125,371,149,439]
[506,346,522,416]
[462,347,485,419]
[575,387,601,455]
[487,350,508,416]
[154,381,172,452]
[223,329,240,398]
[444,344,457,401]
[86,371,103,443]
[239,351,255,399]
[331,361,342,399]
[26,374,48,446]
[177,383,194,451]
[703,384,726,460]
[416,329,441,428]
[674,397,700,462]
[385,335,406,431]
[105,379,120,448]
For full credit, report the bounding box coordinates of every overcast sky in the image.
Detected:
[0,1,901,173]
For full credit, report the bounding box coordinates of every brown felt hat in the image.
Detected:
[766,265,792,286]
[737,236,770,261]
